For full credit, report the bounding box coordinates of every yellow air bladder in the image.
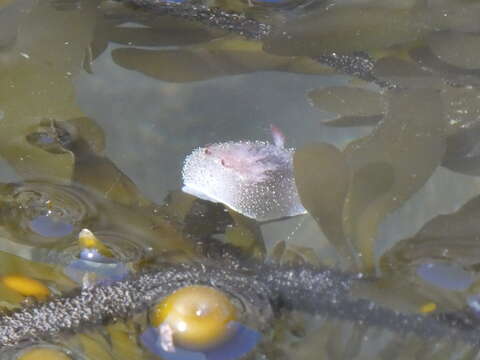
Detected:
[17,348,71,360]
[153,285,238,350]
[1,274,50,300]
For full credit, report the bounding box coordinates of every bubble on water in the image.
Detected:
[182,141,306,222]
[416,262,475,291]
[28,215,74,238]
[64,257,129,284]
[3,182,97,246]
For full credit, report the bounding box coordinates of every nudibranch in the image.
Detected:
[181,126,306,221]
[140,285,261,360]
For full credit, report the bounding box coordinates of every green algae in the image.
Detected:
[308,86,385,127]
[294,89,446,272]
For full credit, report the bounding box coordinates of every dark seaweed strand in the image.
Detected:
[315,52,394,88]
[123,1,385,82]
[261,265,480,343]
[0,262,271,348]
[1,263,480,349]
[263,266,480,343]
[315,52,376,82]
[126,0,272,39]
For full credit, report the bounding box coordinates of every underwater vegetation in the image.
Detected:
[3,0,480,359]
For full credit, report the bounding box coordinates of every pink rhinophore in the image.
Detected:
[181,128,306,221]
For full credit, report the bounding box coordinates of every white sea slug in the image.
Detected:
[181,127,306,222]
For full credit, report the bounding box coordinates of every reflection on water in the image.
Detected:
[3,0,480,358]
